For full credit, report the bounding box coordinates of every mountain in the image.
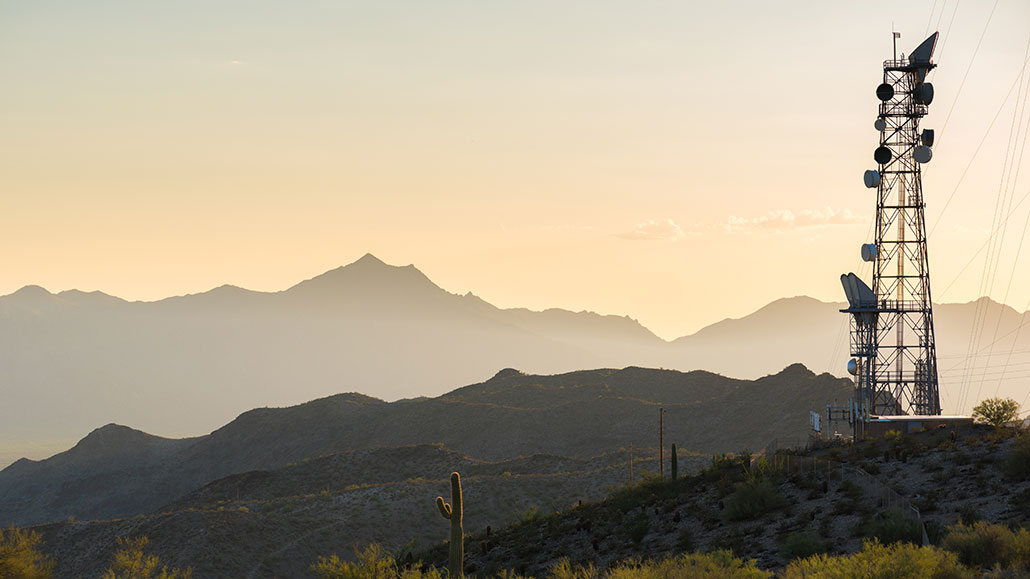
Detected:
[0,254,669,456]
[671,295,1030,417]
[1,254,1027,467]
[0,364,853,527]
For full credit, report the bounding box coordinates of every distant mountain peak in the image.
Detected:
[773,363,816,378]
[60,423,170,462]
[284,254,445,301]
[355,253,386,266]
[7,285,53,300]
[491,368,524,380]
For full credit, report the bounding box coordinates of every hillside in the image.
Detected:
[29,446,704,579]
[25,423,1030,577]
[0,364,851,527]
[422,423,1030,576]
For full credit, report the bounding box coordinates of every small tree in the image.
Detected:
[972,397,1021,428]
[0,526,54,579]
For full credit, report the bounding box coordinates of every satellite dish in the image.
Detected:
[840,272,876,308]
[847,358,860,376]
[913,83,934,105]
[914,145,933,163]
[861,243,878,262]
[874,146,892,164]
[909,32,939,66]
[921,129,935,147]
[863,170,881,188]
[876,83,894,101]
[874,118,887,131]
[909,32,940,84]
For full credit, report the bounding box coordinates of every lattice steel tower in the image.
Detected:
[841,32,942,431]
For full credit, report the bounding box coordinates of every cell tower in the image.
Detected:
[840,32,942,436]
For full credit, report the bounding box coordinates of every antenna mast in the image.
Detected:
[841,32,942,436]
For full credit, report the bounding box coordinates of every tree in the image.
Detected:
[972,397,1021,428]
[0,526,54,579]
[102,536,191,579]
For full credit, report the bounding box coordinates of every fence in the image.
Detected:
[751,441,929,546]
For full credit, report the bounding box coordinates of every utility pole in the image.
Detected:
[659,407,665,479]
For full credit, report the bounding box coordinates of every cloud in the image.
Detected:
[725,207,866,233]
[618,218,686,241]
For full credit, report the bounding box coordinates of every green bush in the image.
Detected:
[1011,489,1030,520]
[0,526,54,579]
[863,510,923,545]
[626,512,650,546]
[781,540,971,578]
[941,522,1013,570]
[1002,435,1030,480]
[957,504,981,526]
[778,531,829,560]
[676,528,695,552]
[972,397,1021,427]
[724,479,788,521]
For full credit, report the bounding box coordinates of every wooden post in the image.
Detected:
[629,443,634,484]
[659,407,665,479]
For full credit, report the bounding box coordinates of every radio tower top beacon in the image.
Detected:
[840,31,943,439]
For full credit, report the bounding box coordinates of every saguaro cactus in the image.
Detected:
[435,472,464,577]
[671,443,679,480]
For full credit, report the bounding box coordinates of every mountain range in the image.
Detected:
[0,364,850,529]
[1,253,1027,467]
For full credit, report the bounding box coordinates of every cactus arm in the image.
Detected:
[436,496,452,519]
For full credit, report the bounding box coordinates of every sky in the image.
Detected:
[2,1,1030,340]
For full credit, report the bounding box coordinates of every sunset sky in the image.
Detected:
[2,1,1029,340]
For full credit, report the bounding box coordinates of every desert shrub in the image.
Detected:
[676,528,695,552]
[863,510,923,545]
[724,479,787,521]
[709,529,747,556]
[958,504,981,526]
[102,536,191,579]
[1010,489,1030,520]
[941,521,1013,570]
[0,526,54,579]
[861,441,883,459]
[1008,527,1030,573]
[781,540,971,578]
[311,544,445,579]
[549,559,599,579]
[626,512,651,546]
[704,454,747,485]
[860,461,881,475]
[778,531,829,560]
[602,551,771,579]
[1002,435,1030,480]
[838,480,863,501]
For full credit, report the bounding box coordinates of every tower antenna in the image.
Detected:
[841,31,942,438]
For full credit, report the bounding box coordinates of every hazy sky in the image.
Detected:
[2,1,1029,339]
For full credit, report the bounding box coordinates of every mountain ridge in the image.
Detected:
[0,363,852,527]
[2,254,1028,468]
